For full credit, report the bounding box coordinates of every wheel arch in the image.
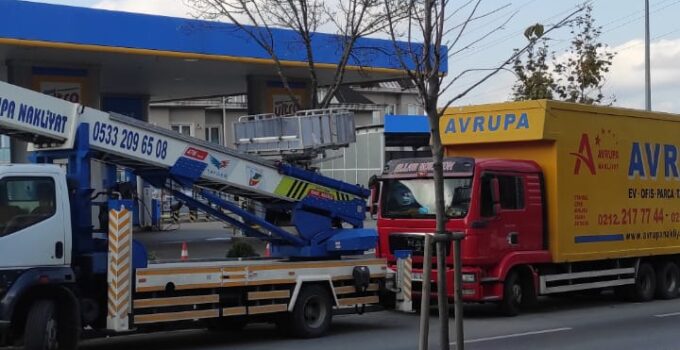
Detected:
[288,276,337,312]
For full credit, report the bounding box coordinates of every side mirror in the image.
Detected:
[369,181,380,219]
[491,178,501,217]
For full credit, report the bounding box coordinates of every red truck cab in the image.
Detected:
[372,157,551,314]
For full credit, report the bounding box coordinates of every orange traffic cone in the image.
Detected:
[264,242,271,257]
[180,241,189,261]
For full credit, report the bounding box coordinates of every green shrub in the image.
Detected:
[227,241,257,258]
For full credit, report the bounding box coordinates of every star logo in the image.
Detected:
[570,133,596,175]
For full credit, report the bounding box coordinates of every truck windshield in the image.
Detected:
[381,178,472,218]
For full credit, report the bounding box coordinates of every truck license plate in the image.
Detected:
[412,272,423,281]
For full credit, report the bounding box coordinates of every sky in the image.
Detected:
[28,0,680,113]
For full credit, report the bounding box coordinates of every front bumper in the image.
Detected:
[408,267,500,302]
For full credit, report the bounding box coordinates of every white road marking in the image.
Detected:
[163,238,231,244]
[454,327,573,345]
[654,312,680,318]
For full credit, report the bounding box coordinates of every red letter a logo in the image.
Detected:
[570,133,596,175]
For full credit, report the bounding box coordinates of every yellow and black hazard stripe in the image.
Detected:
[336,191,353,201]
[286,180,310,200]
[276,177,356,201]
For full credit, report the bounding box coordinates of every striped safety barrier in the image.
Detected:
[107,206,133,331]
[395,250,414,312]
[403,255,413,302]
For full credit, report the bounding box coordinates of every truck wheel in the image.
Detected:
[499,271,522,316]
[24,300,59,350]
[631,263,656,302]
[655,261,680,299]
[288,285,332,338]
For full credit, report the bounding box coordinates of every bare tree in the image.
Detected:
[188,0,398,110]
[382,1,582,349]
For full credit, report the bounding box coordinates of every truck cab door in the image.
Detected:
[0,175,68,268]
[477,173,530,257]
[495,174,526,251]
[477,173,503,259]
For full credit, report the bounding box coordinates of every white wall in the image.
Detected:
[353,111,374,127]
[149,107,170,128]
[149,107,251,147]
[205,109,245,148]
[362,91,422,115]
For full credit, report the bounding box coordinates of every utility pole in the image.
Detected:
[645,0,651,111]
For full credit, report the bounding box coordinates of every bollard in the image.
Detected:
[394,249,413,313]
[107,205,132,332]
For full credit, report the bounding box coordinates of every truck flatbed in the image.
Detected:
[132,258,386,325]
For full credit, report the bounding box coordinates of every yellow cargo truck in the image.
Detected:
[373,100,680,315]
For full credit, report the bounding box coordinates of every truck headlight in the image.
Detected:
[462,273,476,283]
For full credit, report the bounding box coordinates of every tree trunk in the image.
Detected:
[428,104,449,349]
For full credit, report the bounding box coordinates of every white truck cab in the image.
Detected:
[0,165,71,269]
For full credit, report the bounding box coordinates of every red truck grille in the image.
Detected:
[389,234,450,256]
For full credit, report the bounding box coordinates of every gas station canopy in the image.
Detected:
[0,0,440,101]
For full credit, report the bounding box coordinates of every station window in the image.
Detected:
[205,126,222,144]
[407,103,420,115]
[171,124,192,137]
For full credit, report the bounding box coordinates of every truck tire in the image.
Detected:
[499,271,523,316]
[288,285,332,338]
[23,300,56,350]
[631,263,656,302]
[23,299,78,350]
[655,261,680,299]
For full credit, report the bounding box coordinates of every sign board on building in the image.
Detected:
[265,81,307,116]
[31,67,88,105]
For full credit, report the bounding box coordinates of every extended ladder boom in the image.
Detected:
[0,81,365,202]
[0,81,374,258]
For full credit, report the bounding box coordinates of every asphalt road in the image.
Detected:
[88,223,680,350]
[78,294,680,350]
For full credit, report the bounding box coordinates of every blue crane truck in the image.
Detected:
[0,81,396,350]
